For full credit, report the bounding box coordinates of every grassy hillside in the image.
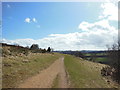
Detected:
[3,53,61,88]
[64,54,117,88]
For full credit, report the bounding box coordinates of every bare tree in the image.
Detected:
[105,41,120,83]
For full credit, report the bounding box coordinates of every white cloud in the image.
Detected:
[99,2,118,21]
[33,18,37,23]
[77,1,118,50]
[1,27,117,50]
[78,21,94,31]
[78,19,116,32]
[24,17,38,24]
[2,1,118,51]
[25,18,31,23]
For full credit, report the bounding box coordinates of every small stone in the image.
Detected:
[22,59,29,63]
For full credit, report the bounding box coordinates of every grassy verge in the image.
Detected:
[64,54,116,88]
[52,74,60,88]
[2,53,61,88]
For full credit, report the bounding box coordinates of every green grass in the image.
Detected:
[83,52,108,63]
[2,53,61,88]
[64,54,115,88]
[95,57,108,62]
[85,57,108,63]
[83,53,91,56]
[52,74,60,88]
[83,53,107,56]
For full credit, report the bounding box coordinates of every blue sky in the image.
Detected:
[2,2,102,39]
[1,1,118,50]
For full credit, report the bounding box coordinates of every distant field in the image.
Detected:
[83,52,109,64]
[2,53,61,88]
[64,54,116,88]
[96,57,107,62]
[83,52,107,56]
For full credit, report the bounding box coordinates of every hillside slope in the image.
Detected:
[64,54,118,88]
[3,53,61,88]
[2,43,119,88]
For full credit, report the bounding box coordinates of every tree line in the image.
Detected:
[2,43,53,57]
[30,44,52,53]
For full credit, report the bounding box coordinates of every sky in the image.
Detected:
[1,0,119,51]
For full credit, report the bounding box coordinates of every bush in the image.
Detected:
[47,47,51,52]
[30,44,39,50]
[101,42,120,84]
[73,51,85,58]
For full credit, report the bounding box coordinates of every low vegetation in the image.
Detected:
[1,42,119,88]
[52,74,60,88]
[64,54,117,88]
[2,43,61,88]
[3,53,61,88]
[104,42,120,84]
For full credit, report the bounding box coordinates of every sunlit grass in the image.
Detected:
[64,54,115,88]
[2,53,61,88]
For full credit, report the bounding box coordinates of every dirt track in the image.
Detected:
[18,57,68,88]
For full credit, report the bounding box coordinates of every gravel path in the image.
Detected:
[18,57,68,88]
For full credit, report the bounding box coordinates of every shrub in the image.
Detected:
[47,47,51,52]
[30,44,39,50]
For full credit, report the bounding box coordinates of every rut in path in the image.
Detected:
[18,57,68,88]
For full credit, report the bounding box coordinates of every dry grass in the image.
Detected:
[2,53,61,88]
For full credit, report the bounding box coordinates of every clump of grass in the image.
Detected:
[64,54,116,88]
[2,53,61,88]
[52,74,60,88]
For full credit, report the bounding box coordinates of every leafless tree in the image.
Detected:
[106,41,120,83]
